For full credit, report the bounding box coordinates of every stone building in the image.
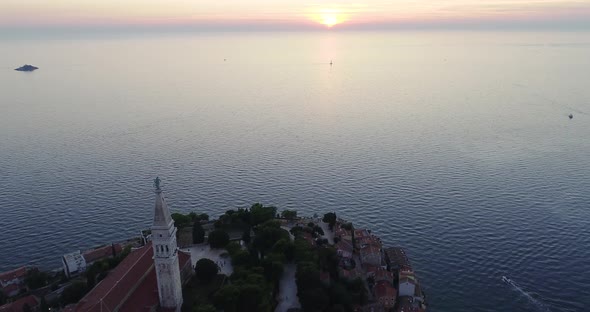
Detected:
[69,179,191,312]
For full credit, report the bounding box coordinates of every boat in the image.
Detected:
[15,64,38,72]
[502,276,512,284]
[569,114,573,119]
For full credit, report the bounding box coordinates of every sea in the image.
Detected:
[0,30,589,312]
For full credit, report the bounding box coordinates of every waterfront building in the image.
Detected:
[374,280,397,309]
[61,251,86,279]
[70,180,191,312]
[62,244,123,278]
[364,264,394,284]
[0,266,28,297]
[360,244,382,267]
[398,274,417,297]
[384,247,412,272]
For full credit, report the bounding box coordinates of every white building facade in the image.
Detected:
[62,251,87,278]
[398,277,416,297]
[151,178,183,311]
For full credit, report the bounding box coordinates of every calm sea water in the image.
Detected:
[1,31,589,311]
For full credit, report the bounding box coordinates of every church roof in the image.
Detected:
[153,190,174,229]
[74,243,191,312]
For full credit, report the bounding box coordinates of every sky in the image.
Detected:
[1,0,589,31]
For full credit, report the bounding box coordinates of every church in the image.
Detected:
[67,179,192,312]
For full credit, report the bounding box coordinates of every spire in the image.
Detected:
[153,177,173,229]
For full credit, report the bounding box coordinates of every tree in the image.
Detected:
[242,228,251,244]
[252,221,290,259]
[237,284,272,312]
[24,268,48,290]
[214,285,240,312]
[195,258,219,283]
[86,265,97,289]
[318,248,339,279]
[192,220,205,244]
[329,283,353,309]
[190,212,210,222]
[341,222,353,231]
[298,287,330,312]
[231,250,253,267]
[280,210,297,220]
[194,304,216,312]
[61,281,88,305]
[40,297,49,312]
[293,238,316,263]
[313,225,325,236]
[261,259,284,285]
[226,242,242,256]
[322,212,337,230]
[250,203,277,226]
[171,213,192,228]
[346,278,369,305]
[296,262,320,294]
[208,230,230,248]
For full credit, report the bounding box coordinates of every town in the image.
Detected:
[0,180,426,312]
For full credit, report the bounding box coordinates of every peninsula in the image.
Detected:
[0,180,427,312]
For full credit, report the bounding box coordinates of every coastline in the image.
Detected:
[1,211,426,312]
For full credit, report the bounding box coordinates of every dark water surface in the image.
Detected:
[1,31,589,311]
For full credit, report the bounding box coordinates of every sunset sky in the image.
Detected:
[1,0,589,30]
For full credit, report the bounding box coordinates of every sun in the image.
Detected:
[312,9,346,28]
[321,13,339,27]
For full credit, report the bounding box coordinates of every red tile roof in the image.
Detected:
[74,243,191,312]
[384,247,412,271]
[375,281,396,298]
[0,267,27,284]
[336,239,353,253]
[363,265,392,281]
[360,244,380,256]
[0,295,39,312]
[118,268,160,312]
[83,244,123,264]
[1,283,20,296]
[75,244,153,312]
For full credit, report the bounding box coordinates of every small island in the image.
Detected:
[15,64,39,72]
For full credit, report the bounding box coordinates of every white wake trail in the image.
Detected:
[502,276,551,312]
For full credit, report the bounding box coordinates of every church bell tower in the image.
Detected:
[151,177,183,311]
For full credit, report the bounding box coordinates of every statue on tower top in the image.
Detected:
[154,176,161,190]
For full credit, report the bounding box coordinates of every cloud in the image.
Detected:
[0,0,589,30]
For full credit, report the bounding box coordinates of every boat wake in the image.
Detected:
[502,276,551,312]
